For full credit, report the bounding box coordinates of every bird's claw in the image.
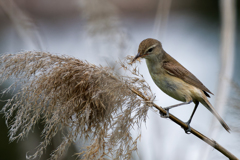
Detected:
[183,121,191,134]
[159,107,170,118]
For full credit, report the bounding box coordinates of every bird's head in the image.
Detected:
[132,38,163,63]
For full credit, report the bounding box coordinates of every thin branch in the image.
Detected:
[130,88,239,160]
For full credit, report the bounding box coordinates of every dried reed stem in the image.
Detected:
[130,88,238,160]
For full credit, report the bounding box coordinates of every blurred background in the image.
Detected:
[0,0,240,160]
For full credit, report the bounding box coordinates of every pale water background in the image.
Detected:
[0,1,239,160]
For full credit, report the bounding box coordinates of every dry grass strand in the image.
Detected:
[0,51,154,160]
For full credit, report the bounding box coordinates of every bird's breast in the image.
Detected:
[145,58,204,102]
[150,72,203,102]
[151,73,184,101]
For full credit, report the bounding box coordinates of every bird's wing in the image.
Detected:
[162,60,213,95]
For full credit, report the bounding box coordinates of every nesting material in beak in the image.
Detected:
[132,52,141,63]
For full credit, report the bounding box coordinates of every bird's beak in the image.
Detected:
[132,52,141,63]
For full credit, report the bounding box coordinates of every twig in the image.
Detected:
[130,88,239,160]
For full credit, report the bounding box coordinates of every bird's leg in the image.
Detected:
[160,100,193,118]
[184,101,199,134]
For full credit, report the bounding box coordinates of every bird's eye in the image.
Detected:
[147,48,153,53]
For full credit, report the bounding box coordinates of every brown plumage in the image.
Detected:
[162,56,213,96]
[133,38,230,133]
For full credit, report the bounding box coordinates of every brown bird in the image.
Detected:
[132,38,230,133]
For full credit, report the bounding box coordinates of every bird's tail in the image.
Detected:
[201,98,230,132]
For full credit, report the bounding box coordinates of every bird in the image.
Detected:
[132,38,230,133]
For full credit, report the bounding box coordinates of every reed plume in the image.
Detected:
[0,51,154,160]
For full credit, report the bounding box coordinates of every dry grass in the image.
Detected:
[0,52,154,160]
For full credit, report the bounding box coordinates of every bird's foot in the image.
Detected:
[159,107,170,118]
[183,121,191,134]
